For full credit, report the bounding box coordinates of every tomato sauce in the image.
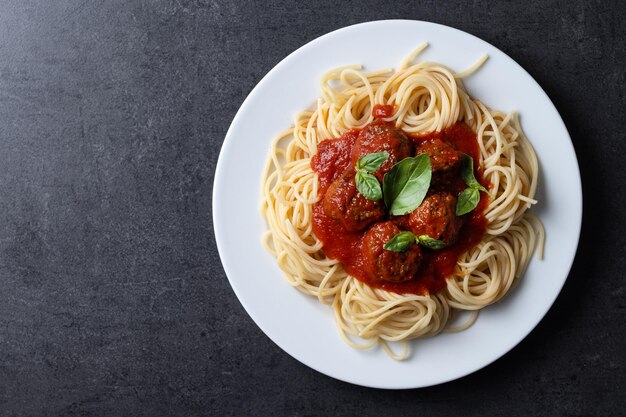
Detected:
[372,104,395,118]
[311,120,489,296]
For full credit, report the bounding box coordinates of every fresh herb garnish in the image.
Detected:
[416,235,447,250]
[383,231,447,252]
[456,188,481,216]
[460,154,488,192]
[356,151,389,173]
[355,171,383,201]
[383,231,416,252]
[456,154,488,215]
[354,152,389,201]
[382,154,432,215]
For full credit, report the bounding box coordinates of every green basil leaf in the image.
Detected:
[383,231,417,252]
[417,235,446,250]
[356,151,389,174]
[382,154,432,215]
[456,187,480,215]
[461,154,488,192]
[355,171,382,201]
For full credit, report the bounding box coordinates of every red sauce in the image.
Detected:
[372,104,395,118]
[311,122,489,296]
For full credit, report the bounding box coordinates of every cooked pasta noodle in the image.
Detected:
[261,44,543,360]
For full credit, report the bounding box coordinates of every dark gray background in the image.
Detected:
[0,0,624,416]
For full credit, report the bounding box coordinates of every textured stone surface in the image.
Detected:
[0,0,624,415]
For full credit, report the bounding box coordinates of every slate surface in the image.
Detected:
[0,1,624,416]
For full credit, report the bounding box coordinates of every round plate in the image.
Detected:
[213,20,582,389]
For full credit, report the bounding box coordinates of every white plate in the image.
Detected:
[213,20,582,389]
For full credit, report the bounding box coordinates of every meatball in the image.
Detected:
[362,222,422,282]
[415,137,462,174]
[409,192,462,245]
[351,122,413,181]
[322,172,385,232]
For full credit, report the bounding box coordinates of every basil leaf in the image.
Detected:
[383,231,417,252]
[356,151,389,174]
[355,171,382,201]
[417,235,446,250]
[456,187,480,215]
[461,154,488,192]
[383,154,432,215]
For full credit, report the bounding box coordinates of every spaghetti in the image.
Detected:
[261,44,544,360]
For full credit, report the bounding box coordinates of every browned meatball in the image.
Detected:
[409,192,462,245]
[362,222,422,282]
[322,172,385,232]
[351,122,413,181]
[415,138,462,174]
